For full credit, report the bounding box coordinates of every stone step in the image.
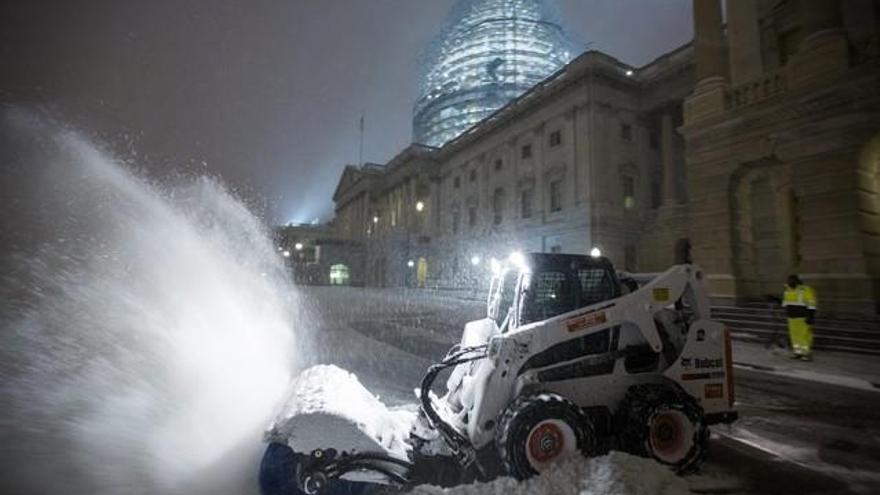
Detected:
[712,313,880,338]
[713,304,880,356]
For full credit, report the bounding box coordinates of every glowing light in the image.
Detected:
[373,216,379,224]
[470,255,481,266]
[413,0,574,147]
[416,201,425,212]
[407,260,415,268]
[590,247,602,258]
[282,250,291,258]
[625,69,634,76]
[294,243,303,251]
[509,251,528,271]
[490,257,502,275]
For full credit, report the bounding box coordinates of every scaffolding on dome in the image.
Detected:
[413,0,574,148]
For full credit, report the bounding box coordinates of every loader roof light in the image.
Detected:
[509,251,529,272]
[590,247,602,258]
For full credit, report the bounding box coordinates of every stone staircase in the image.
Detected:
[712,303,880,356]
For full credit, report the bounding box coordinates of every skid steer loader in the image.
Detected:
[259,253,737,495]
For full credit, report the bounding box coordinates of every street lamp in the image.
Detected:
[294,243,303,251]
[373,216,379,224]
[591,247,602,258]
[407,260,415,268]
[282,250,291,258]
[415,201,425,212]
[470,255,481,266]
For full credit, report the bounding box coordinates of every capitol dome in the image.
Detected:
[413,0,574,148]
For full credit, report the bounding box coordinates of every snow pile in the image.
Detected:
[266,365,415,459]
[413,452,692,495]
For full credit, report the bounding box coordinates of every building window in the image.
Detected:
[623,176,636,209]
[550,245,562,254]
[521,144,533,159]
[469,169,477,182]
[452,210,460,234]
[494,158,503,171]
[651,177,662,209]
[493,188,505,225]
[468,206,477,228]
[621,124,632,141]
[549,179,562,212]
[625,245,637,271]
[549,130,562,147]
[649,132,659,149]
[521,189,534,219]
[778,28,803,66]
[453,176,461,189]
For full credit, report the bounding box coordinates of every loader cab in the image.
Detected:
[488,253,621,331]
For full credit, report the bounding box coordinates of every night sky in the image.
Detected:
[1,0,692,224]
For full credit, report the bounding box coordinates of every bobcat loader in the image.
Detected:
[259,253,737,494]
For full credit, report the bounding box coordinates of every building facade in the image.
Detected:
[328,0,879,315]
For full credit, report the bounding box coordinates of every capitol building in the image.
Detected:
[280,0,880,317]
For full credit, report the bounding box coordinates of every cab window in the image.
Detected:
[577,268,616,306]
[520,270,576,325]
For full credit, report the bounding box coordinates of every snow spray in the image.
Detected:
[0,110,295,495]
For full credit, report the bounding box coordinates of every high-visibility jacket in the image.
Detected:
[782,284,817,319]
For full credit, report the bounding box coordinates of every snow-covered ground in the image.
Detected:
[731,341,880,393]
[412,452,691,495]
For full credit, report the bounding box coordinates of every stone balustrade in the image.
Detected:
[730,70,787,109]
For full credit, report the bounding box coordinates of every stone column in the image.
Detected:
[661,111,677,206]
[684,0,729,124]
[789,0,848,87]
[727,0,763,85]
[693,0,728,84]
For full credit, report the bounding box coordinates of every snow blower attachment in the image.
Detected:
[260,254,737,494]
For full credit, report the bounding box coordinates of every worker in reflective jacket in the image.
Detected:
[782,275,817,360]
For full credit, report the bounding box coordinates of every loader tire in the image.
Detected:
[615,384,708,473]
[496,393,597,480]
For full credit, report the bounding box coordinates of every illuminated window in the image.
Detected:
[623,176,636,209]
